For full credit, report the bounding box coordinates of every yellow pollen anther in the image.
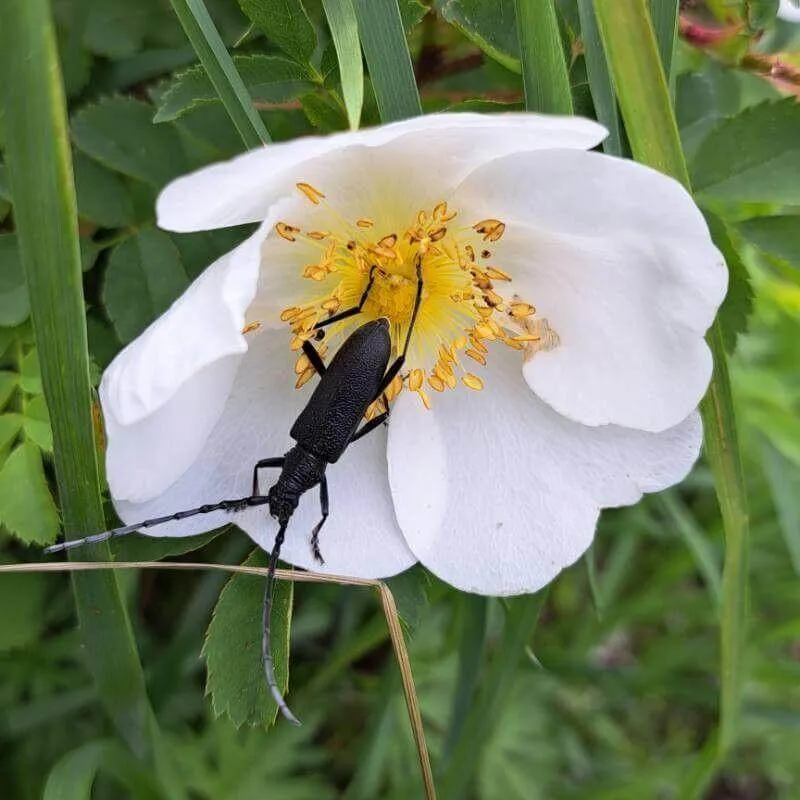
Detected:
[276,222,300,241]
[308,230,329,240]
[481,249,492,259]
[462,373,484,391]
[296,367,316,388]
[475,323,496,340]
[408,369,424,392]
[473,219,506,242]
[241,321,261,335]
[465,348,487,365]
[485,267,512,281]
[428,375,445,392]
[280,307,300,322]
[510,301,536,318]
[294,353,311,374]
[296,182,325,204]
[322,298,341,313]
[453,336,467,349]
[429,226,447,242]
[356,218,374,229]
[416,388,432,409]
[513,333,542,343]
[378,233,398,249]
[464,244,476,262]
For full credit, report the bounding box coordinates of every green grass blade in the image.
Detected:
[439,593,548,800]
[577,0,622,155]
[353,0,422,122]
[168,0,271,147]
[594,0,750,779]
[0,0,166,770]
[514,0,573,114]
[322,0,364,130]
[647,0,678,81]
[441,595,489,766]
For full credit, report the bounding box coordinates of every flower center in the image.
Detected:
[273,183,558,408]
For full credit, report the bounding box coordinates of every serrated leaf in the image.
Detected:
[300,92,348,132]
[400,0,427,29]
[705,212,754,353]
[435,0,520,73]
[102,227,189,343]
[72,97,187,186]
[0,441,60,544]
[83,0,153,59]
[73,151,134,227]
[202,549,293,729]
[23,394,53,452]
[20,348,43,395]
[0,570,46,652]
[692,99,800,205]
[736,215,800,269]
[237,0,317,63]
[0,234,30,327]
[155,55,316,122]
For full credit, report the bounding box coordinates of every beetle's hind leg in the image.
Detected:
[309,476,329,564]
[251,457,285,496]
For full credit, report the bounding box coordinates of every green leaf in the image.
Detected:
[301,92,349,132]
[354,0,422,122]
[72,96,188,186]
[112,526,228,562]
[103,227,190,344]
[0,370,17,408]
[169,0,272,148]
[0,234,30,327]
[237,0,317,63]
[435,0,520,73]
[385,565,429,629]
[73,151,134,227]
[83,0,152,59]
[762,440,800,576]
[0,413,22,452]
[0,570,46,652]
[736,215,800,269]
[202,549,294,728]
[155,54,315,122]
[43,739,162,800]
[692,99,800,205]
[20,347,44,395]
[705,212,754,353]
[22,394,53,452]
[577,0,622,155]
[647,0,678,79]
[0,442,60,544]
[515,0,572,114]
[322,0,364,130]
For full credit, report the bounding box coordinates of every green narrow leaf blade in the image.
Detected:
[322,0,364,130]
[595,0,749,781]
[0,0,166,769]
[761,441,800,576]
[169,0,271,147]
[514,0,573,114]
[647,0,678,80]
[353,0,422,122]
[577,0,622,155]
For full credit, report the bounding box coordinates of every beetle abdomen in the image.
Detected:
[290,319,391,462]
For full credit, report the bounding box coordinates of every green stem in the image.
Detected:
[594,0,750,787]
[0,1,179,795]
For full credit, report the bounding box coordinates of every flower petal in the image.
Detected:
[112,330,416,579]
[156,113,607,233]
[386,344,702,595]
[453,149,727,432]
[779,0,800,23]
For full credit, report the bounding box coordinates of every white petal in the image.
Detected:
[779,1,800,23]
[453,149,727,432]
[112,330,416,579]
[386,344,702,596]
[157,113,607,233]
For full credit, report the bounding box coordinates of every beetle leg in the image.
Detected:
[251,457,285,496]
[309,476,329,564]
[310,264,380,334]
[349,411,389,445]
[301,339,327,376]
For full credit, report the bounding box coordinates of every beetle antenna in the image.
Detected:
[44,495,270,555]
[263,520,301,725]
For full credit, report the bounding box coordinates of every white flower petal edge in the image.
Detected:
[386,344,702,596]
[112,331,416,578]
[156,113,607,233]
[453,148,727,433]
[779,0,800,23]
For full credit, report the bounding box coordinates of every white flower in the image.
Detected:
[100,113,727,595]
[779,0,800,23]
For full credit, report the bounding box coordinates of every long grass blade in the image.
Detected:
[0,0,167,773]
[594,0,750,787]
[322,0,364,130]
[647,0,679,81]
[168,0,271,147]
[514,0,573,114]
[353,0,422,122]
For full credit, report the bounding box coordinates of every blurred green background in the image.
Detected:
[1,1,800,797]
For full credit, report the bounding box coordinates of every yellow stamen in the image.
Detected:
[408,369,424,392]
[473,219,506,242]
[241,321,261,335]
[510,301,536,318]
[276,222,300,241]
[462,373,484,391]
[356,218,374,229]
[296,182,325,204]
